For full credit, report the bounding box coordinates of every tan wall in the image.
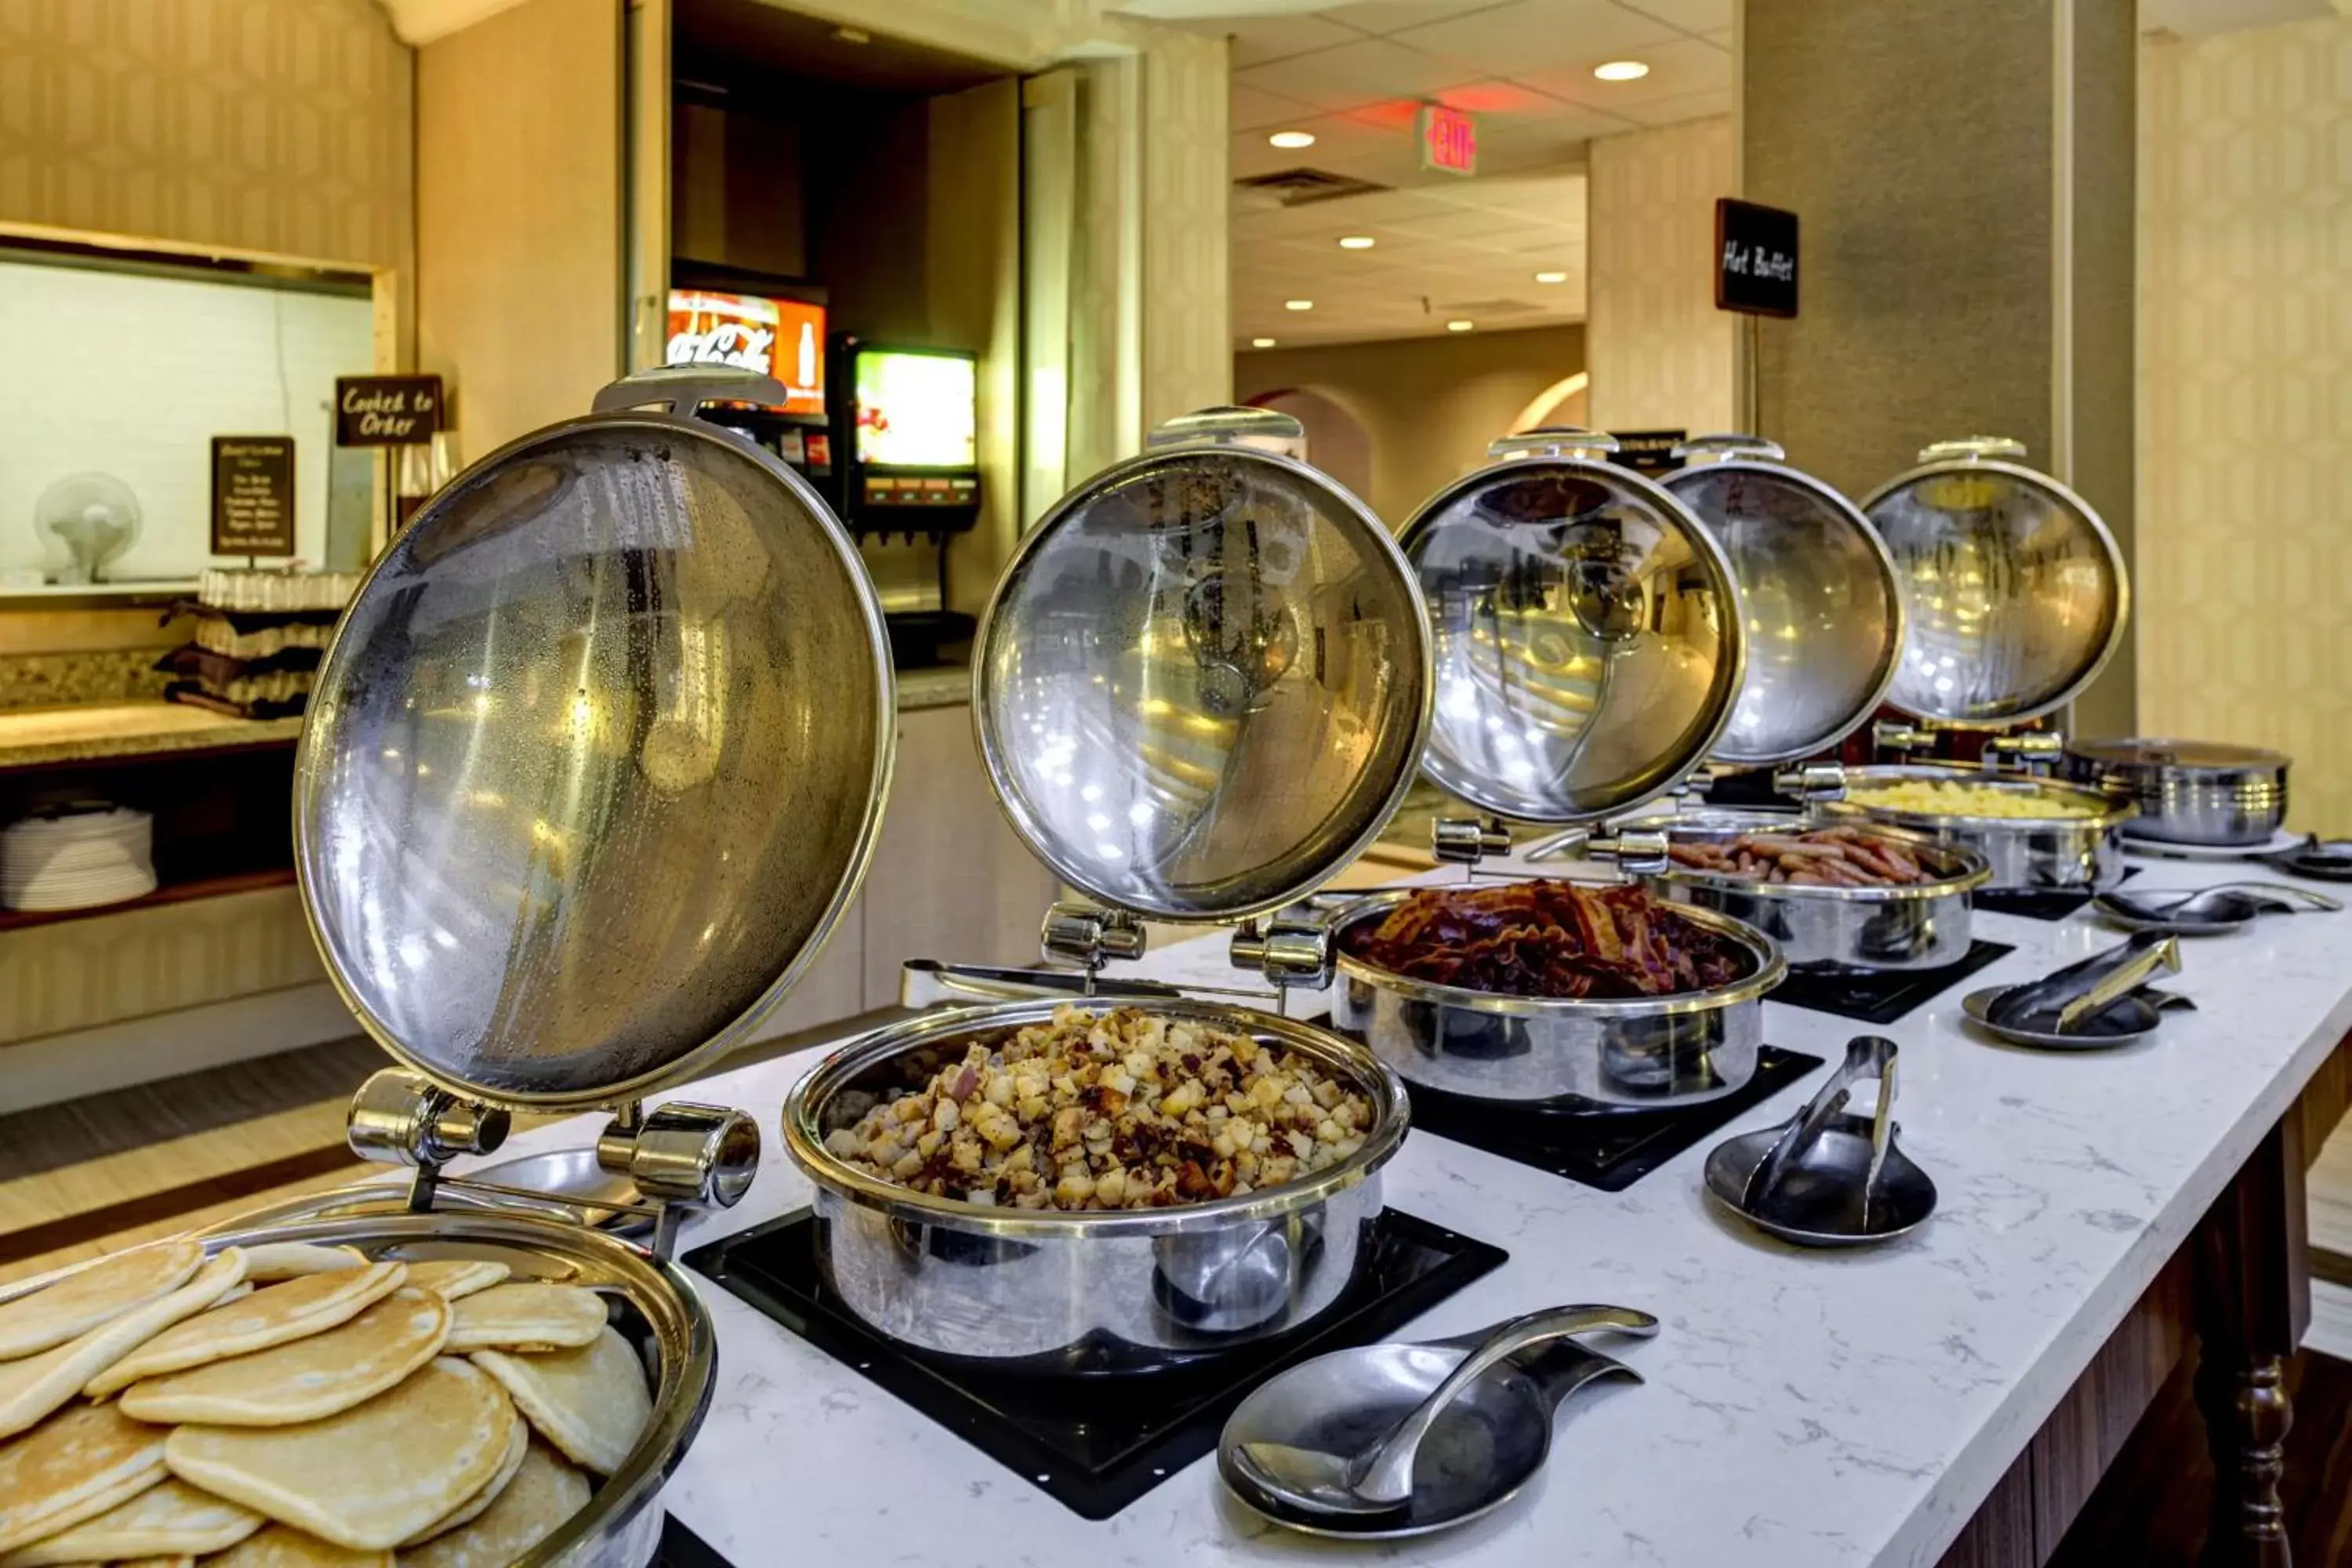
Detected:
[2138,16,2352,833]
[1585,116,1733,437]
[1233,325,1588,527]
[0,0,412,272]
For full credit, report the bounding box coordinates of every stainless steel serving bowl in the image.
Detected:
[1326,890,1785,1108]
[1814,766,2133,892]
[0,1193,712,1568]
[2063,739,2290,846]
[1631,810,1991,971]
[782,996,1409,1368]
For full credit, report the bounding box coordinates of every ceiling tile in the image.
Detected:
[1606,85,1730,126]
[1230,81,1323,131]
[1324,0,1518,34]
[1234,34,1485,111]
[1389,0,1681,75]
[1221,12,1370,68]
[1614,0,1734,33]
[1511,34,1731,107]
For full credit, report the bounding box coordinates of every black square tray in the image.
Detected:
[1769,939,2015,1024]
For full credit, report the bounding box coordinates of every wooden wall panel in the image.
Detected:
[416,0,623,459]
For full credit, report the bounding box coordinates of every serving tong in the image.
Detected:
[2094,880,2339,935]
[1703,1035,1936,1246]
[1961,931,2189,1049]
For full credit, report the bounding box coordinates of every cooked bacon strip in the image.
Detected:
[1341,881,1749,999]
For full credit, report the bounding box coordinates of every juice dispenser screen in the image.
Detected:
[854,349,977,469]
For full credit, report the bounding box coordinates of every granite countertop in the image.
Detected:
[465,851,2352,1568]
[0,702,305,770]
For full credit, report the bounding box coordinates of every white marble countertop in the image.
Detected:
[474,851,2352,1568]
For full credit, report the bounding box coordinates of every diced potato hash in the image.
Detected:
[820,1005,1376,1211]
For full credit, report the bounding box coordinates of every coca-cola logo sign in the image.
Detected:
[666,321,775,376]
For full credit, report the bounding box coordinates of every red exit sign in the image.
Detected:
[1417,103,1477,176]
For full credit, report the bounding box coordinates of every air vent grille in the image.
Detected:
[1233,168,1391,206]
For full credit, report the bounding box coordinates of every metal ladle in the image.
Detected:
[1221,1305,1656,1526]
[2095,881,2339,935]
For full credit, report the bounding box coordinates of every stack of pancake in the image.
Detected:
[0,1240,652,1568]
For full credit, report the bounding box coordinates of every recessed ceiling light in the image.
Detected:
[1250,337,1277,348]
[833,24,870,43]
[1534,270,1569,284]
[1593,60,1650,81]
[1446,319,1475,332]
[1269,130,1316,149]
[1338,235,1375,250]
[1285,299,1314,311]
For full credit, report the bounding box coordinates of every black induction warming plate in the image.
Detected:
[655,1515,735,1568]
[1973,867,2137,921]
[1769,940,2015,1024]
[684,1206,1506,1521]
[1402,1045,1826,1192]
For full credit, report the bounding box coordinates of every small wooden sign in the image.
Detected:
[335,374,444,446]
[1608,430,1687,477]
[1715,198,1799,318]
[211,436,296,557]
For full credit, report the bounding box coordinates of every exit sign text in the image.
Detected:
[1417,103,1477,176]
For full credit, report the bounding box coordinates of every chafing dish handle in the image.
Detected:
[591,364,790,418]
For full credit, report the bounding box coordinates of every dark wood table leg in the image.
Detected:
[2194,1115,2310,1567]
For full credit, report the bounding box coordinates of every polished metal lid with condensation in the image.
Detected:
[973,406,1432,923]
[1399,427,1747,825]
[1663,435,1904,766]
[1860,437,2128,728]
[295,366,896,1112]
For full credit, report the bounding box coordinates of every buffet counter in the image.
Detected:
[459,852,2350,1568]
[0,701,303,770]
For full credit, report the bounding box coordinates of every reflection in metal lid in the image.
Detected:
[1400,451,1745,825]
[296,383,895,1111]
[1861,441,2126,728]
[974,424,1431,921]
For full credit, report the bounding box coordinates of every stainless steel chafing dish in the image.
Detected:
[782,405,1430,1367]
[1232,428,1786,1109]
[0,365,900,1568]
[2062,738,2291,846]
[1759,438,2136,891]
[1627,808,1990,971]
[1813,764,2132,892]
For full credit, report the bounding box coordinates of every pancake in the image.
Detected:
[0,1243,205,1362]
[394,1443,588,1568]
[468,1328,648,1475]
[441,1286,604,1355]
[394,1410,526,1547]
[239,1247,368,1283]
[0,1477,262,1566]
[122,1290,449,1427]
[165,1356,517,1552]
[0,1254,248,1442]
[209,1522,393,1568]
[119,1557,194,1568]
[394,1263,507,1304]
[0,1402,169,1554]
[86,1265,407,1399]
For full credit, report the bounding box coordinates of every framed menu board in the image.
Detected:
[210,436,296,557]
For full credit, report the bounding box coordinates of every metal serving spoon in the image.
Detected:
[2095,881,2339,935]
[1222,1305,1657,1522]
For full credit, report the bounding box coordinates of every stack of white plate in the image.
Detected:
[2,806,158,911]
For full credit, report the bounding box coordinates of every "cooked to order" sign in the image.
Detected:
[334,375,445,447]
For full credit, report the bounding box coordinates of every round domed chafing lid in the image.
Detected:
[1861,437,2127,727]
[1400,426,1747,825]
[1663,434,1904,766]
[974,407,1432,922]
[295,368,895,1112]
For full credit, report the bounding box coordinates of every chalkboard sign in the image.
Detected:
[211,437,296,557]
[1608,430,1687,477]
[335,375,444,446]
[1715,198,1798,318]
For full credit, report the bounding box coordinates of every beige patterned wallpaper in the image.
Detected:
[0,0,412,271]
[2138,16,2352,834]
[1586,116,1734,437]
